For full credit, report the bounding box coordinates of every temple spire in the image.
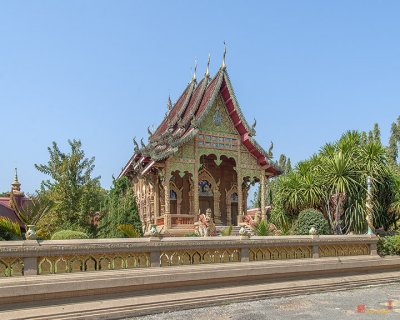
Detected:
[205,53,210,77]
[11,168,21,191]
[221,41,226,70]
[167,95,172,109]
[192,58,197,81]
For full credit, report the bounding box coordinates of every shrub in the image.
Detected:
[219,225,233,236]
[116,224,140,238]
[51,230,89,240]
[270,207,292,232]
[377,235,400,256]
[184,233,201,237]
[296,209,330,235]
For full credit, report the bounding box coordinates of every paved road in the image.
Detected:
[130,284,400,320]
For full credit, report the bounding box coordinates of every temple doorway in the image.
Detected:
[199,180,213,215]
[170,190,177,214]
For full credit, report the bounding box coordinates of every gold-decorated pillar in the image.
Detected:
[164,161,171,228]
[261,171,266,220]
[155,175,160,221]
[237,148,243,225]
[194,136,199,218]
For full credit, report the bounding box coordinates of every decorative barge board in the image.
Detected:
[119,53,282,235]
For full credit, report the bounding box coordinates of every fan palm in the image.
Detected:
[0,217,22,239]
[117,224,140,238]
[11,193,54,228]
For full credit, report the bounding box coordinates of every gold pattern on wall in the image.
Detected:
[318,244,369,257]
[37,253,150,275]
[198,148,237,165]
[199,93,237,135]
[160,249,241,266]
[169,160,194,177]
[241,168,262,182]
[183,144,195,159]
[241,152,259,167]
[172,146,183,160]
[0,258,24,277]
[249,246,312,261]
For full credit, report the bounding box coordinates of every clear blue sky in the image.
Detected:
[1,1,399,194]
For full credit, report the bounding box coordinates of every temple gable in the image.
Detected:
[199,93,237,135]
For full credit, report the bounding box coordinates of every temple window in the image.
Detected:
[198,180,213,197]
[170,190,177,200]
[232,193,238,203]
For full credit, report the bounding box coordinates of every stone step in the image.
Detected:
[0,256,400,319]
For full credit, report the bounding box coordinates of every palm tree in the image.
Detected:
[117,224,140,238]
[11,193,54,234]
[0,217,22,240]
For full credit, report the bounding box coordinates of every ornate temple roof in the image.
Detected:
[119,65,282,178]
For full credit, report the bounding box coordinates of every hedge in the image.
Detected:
[296,208,330,235]
[51,230,89,240]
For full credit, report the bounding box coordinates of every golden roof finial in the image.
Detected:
[167,95,172,109]
[221,41,226,70]
[205,53,210,77]
[12,168,21,191]
[192,58,197,81]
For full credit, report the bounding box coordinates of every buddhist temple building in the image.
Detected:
[0,169,28,231]
[119,49,282,235]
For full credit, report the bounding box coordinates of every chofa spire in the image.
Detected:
[221,41,226,70]
[192,58,197,81]
[205,53,210,77]
[167,95,172,109]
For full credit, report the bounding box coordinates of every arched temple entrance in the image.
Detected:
[120,64,282,235]
[199,180,213,215]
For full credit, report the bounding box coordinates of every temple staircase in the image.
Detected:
[215,225,254,236]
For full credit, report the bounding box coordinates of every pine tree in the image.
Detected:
[279,154,287,170]
[387,122,399,166]
[368,130,374,143]
[373,123,381,144]
[361,131,368,145]
[98,177,143,238]
[285,158,292,174]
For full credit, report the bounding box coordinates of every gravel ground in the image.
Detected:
[129,284,400,320]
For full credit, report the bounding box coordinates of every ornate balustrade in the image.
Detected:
[170,214,195,225]
[0,235,377,277]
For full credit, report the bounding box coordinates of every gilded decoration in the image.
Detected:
[169,160,194,177]
[37,253,150,275]
[199,93,237,135]
[318,244,370,257]
[0,258,24,277]
[241,168,262,182]
[160,249,240,266]
[249,246,312,261]
[172,146,183,160]
[198,148,237,166]
[241,151,259,167]
[183,144,195,159]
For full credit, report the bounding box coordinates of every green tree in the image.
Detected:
[361,131,368,145]
[0,191,9,197]
[34,139,103,236]
[98,176,143,238]
[387,122,398,166]
[276,130,398,234]
[373,123,381,144]
[368,130,374,143]
[285,158,292,173]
